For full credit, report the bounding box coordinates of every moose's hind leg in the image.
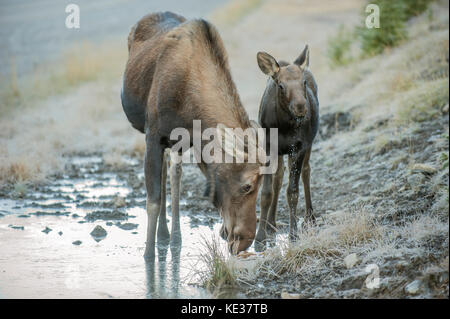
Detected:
[144,134,165,260]
[157,149,170,244]
[169,151,182,246]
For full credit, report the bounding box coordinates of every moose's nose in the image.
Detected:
[228,227,255,254]
[290,103,306,118]
[228,237,254,254]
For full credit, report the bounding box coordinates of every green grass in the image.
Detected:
[357,0,408,56]
[327,25,354,68]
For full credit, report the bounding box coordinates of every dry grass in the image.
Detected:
[0,40,127,115]
[281,208,385,275]
[394,78,449,124]
[210,0,264,27]
[195,234,237,295]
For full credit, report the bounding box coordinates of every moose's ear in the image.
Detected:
[294,44,309,69]
[257,51,280,77]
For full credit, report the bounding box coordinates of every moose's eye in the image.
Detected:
[303,80,307,87]
[278,83,286,92]
[240,184,252,194]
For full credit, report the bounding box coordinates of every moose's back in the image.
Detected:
[121,12,187,133]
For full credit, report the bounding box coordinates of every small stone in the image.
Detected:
[8,225,24,230]
[410,163,437,175]
[116,222,138,231]
[72,240,82,245]
[404,279,422,295]
[42,226,52,234]
[281,291,302,299]
[344,253,359,269]
[58,231,63,236]
[112,196,126,208]
[90,225,107,241]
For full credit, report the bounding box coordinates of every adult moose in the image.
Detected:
[255,45,319,247]
[121,12,262,259]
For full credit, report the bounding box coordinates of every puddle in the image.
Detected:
[0,155,239,298]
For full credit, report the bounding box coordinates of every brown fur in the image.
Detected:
[121,12,261,257]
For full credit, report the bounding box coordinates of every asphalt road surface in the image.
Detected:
[0,0,227,78]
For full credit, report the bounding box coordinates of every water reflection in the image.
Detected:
[145,244,182,298]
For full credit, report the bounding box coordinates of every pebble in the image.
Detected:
[281,291,302,299]
[344,253,359,269]
[72,240,82,245]
[42,227,52,234]
[90,225,107,239]
[404,279,422,295]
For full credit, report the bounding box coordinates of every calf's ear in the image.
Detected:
[257,52,280,77]
[294,44,309,69]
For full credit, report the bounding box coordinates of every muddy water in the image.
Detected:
[0,155,239,298]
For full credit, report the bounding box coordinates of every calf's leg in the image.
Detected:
[287,152,304,240]
[267,156,284,231]
[301,147,315,226]
[255,172,273,246]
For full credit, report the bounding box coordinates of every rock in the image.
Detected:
[281,291,302,299]
[404,279,422,295]
[8,225,24,230]
[112,196,126,208]
[344,253,359,269]
[410,163,437,175]
[58,231,63,236]
[116,222,138,231]
[319,111,353,139]
[442,104,449,114]
[90,225,107,241]
[85,210,129,222]
[72,240,82,245]
[42,226,52,234]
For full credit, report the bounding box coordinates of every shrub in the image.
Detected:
[327,25,354,68]
[357,0,434,56]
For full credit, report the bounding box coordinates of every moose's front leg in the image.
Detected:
[301,147,315,226]
[287,153,303,241]
[144,133,165,260]
[267,155,284,231]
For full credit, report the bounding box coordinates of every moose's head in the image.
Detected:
[257,45,311,120]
